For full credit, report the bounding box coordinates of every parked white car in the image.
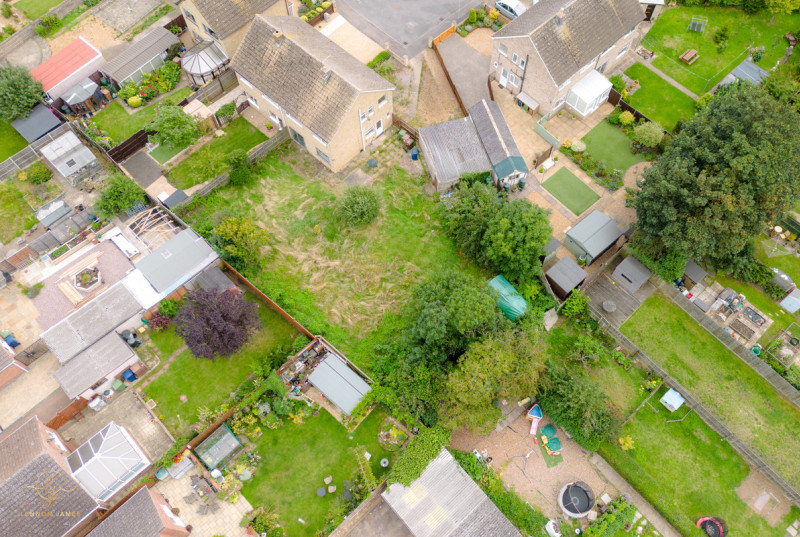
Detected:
[495,0,528,19]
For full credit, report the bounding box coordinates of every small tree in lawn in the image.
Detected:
[94,174,144,219]
[149,105,200,148]
[0,64,43,121]
[632,121,664,148]
[174,289,260,360]
[212,217,269,273]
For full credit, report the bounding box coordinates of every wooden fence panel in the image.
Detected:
[433,25,455,46]
[391,115,418,140]
[107,129,150,162]
[186,69,238,104]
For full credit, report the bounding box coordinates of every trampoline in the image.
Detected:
[697,517,728,537]
[558,481,595,518]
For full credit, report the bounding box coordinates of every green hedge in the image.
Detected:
[367,51,391,68]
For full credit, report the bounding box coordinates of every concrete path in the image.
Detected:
[640,61,699,100]
[590,453,682,537]
[4,35,50,70]
[437,34,490,109]
[406,54,423,118]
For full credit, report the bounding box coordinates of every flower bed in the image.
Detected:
[118,62,182,108]
[300,0,332,24]
[458,7,504,35]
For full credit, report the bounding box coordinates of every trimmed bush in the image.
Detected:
[367,51,391,68]
[22,162,52,184]
[571,140,587,153]
[633,121,664,148]
[127,96,142,108]
[619,111,635,126]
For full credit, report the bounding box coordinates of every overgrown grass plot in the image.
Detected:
[0,182,37,243]
[542,168,599,215]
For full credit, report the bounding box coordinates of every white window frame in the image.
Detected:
[498,43,508,57]
[368,106,374,116]
[378,94,387,108]
[616,44,629,58]
[313,133,327,146]
[240,77,253,88]
[365,127,375,138]
[245,93,258,108]
[600,44,614,57]
[509,73,519,87]
[511,52,518,64]
[183,10,196,24]
[360,110,366,122]
[316,148,330,163]
[519,58,526,69]
[285,111,302,128]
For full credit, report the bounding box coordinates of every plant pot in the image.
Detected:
[172,507,180,515]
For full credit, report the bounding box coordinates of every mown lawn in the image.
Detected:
[755,233,800,287]
[167,117,267,189]
[0,182,37,243]
[178,142,480,370]
[0,121,29,161]
[642,6,800,95]
[621,293,800,490]
[143,297,301,435]
[600,387,795,537]
[623,63,697,131]
[242,409,394,537]
[580,121,646,172]
[14,0,61,19]
[91,87,194,143]
[542,168,599,215]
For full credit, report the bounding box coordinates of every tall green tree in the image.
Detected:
[629,83,800,260]
[482,199,551,283]
[442,182,498,262]
[149,105,200,148]
[404,270,499,366]
[439,327,546,434]
[0,64,43,121]
[94,174,144,219]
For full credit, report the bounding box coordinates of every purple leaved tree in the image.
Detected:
[174,289,260,360]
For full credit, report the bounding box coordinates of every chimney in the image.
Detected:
[554,9,565,28]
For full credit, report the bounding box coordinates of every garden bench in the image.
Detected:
[680,49,699,65]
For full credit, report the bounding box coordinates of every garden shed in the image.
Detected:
[195,424,242,469]
[781,288,800,314]
[683,260,708,287]
[308,353,371,416]
[564,210,622,265]
[68,422,150,502]
[720,59,769,86]
[612,256,651,293]
[546,257,587,301]
[40,131,98,178]
[102,27,179,88]
[182,40,230,86]
[660,388,685,412]
[31,36,104,102]
[135,229,218,296]
[11,104,61,142]
[468,99,528,189]
[418,116,491,192]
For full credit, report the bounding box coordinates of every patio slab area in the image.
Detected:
[543,102,615,145]
[153,471,253,537]
[0,352,62,430]
[0,284,42,350]
[491,80,552,167]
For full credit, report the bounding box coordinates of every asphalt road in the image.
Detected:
[334,0,483,58]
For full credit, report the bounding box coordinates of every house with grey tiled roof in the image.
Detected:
[491,0,644,116]
[230,16,395,172]
[86,487,189,537]
[0,417,99,537]
[419,99,527,192]
[179,0,290,56]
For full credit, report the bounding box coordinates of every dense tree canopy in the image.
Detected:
[443,183,551,284]
[175,289,261,360]
[94,174,144,219]
[439,326,546,433]
[404,270,500,366]
[213,217,269,273]
[0,65,43,122]
[150,105,201,148]
[629,83,800,260]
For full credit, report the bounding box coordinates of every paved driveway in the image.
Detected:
[335,0,482,58]
[436,34,490,109]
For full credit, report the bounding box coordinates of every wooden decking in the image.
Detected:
[585,269,656,327]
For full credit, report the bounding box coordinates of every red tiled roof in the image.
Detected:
[30,37,102,91]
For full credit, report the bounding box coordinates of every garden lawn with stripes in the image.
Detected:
[623,63,696,132]
[542,167,599,215]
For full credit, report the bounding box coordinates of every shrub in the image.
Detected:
[336,186,381,227]
[1,3,12,18]
[215,102,236,121]
[752,48,764,63]
[571,140,587,153]
[94,174,144,219]
[785,366,800,390]
[367,51,390,68]
[228,148,248,169]
[476,8,486,20]
[489,8,500,20]
[127,95,142,108]
[468,8,476,23]
[459,29,468,37]
[713,26,729,44]
[609,74,625,93]
[561,290,590,320]
[150,312,172,331]
[156,61,182,91]
[25,162,51,184]
[228,165,252,186]
[321,0,331,7]
[764,282,786,301]
[118,82,139,100]
[717,40,729,54]
[618,111,635,126]
[388,426,451,486]
[159,298,181,318]
[36,15,63,37]
[633,121,664,148]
